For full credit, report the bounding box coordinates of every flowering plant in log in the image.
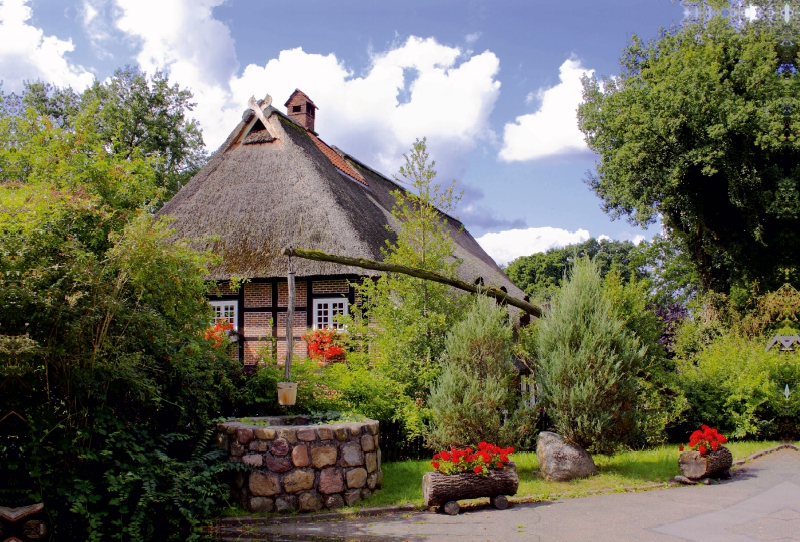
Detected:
[204,320,234,349]
[679,425,728,456]
[430,442,514,476]
[302,328,345,363]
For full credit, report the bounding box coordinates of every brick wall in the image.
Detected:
[312,279,349,294]
[243,313,271,339]
[244,341,272,365]
[277,339,308,359]
[244,283,272,308]
[278,281,307,307]
[276,311,308,338]
[211,281,237,296]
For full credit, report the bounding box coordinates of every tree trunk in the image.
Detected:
[422,463,519,507]
[284,247,541,317]
[679,447,733,480]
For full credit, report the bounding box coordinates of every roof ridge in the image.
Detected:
[309,134,368,186]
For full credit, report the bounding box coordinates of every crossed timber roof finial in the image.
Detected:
[247,93,278,139]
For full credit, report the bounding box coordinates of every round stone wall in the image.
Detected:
[215,416,382,513]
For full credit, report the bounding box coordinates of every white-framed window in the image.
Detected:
[210,300,238,331]
[313,298,348,330]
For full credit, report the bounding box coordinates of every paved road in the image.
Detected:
[220,448,800,541]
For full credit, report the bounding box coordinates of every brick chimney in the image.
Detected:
[284,89,318,132]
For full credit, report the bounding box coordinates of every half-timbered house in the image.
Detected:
[159,90,524,364]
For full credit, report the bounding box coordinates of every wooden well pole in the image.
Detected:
[285,267,295,381]
[283,247,541,318]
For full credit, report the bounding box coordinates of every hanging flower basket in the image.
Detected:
[422,443,518,515]
[678,426,733,480]
[277,382,298,406]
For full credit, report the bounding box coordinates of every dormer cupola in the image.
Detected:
[284,89,318,132]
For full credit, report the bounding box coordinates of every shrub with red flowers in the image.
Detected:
[204,320,234,349]
[430,442,514,476]
[302,328,345,363]
[679,425,728,456]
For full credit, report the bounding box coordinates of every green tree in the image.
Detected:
[20,66,206,203]
[0,87,232,539]
[535,258,646,453]
[427,295,535,449]
[505,237,643,300]
[602,271,688,445]
[349,138,469,436]
[579,15,800,293]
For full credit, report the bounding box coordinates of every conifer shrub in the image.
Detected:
[426,296,536,449]
[536,258,646,453]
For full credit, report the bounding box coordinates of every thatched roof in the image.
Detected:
[159,102,523,297]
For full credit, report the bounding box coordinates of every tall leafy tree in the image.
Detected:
[21,66,206,203]
[0,85,231,539]
[350,138,469,435]
[579,14,800,293]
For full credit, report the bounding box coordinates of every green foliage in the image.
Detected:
[427,296,534,449]
[535,259,647,453]
[20,66,206,204]
[505,237,643,301]
[243,355,404,424]
[602,271,688,446]
[633,234,703,305]
[675,333,800,438]
[348,138,469,436]
[579,16,800,292]
[0,83,233,539]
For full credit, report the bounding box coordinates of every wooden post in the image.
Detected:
[285,270,295,380]
[283,247,542,318]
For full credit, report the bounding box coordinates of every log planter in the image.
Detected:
[679,447,733,480]
[422,462,518,515]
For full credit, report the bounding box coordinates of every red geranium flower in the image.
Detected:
[430,442,510,476]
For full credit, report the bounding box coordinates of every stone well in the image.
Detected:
[215,416,382,513]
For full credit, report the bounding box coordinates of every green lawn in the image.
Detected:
[358,440,788,508]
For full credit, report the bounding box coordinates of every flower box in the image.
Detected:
[422,462,518,515]
[677,425,732,480]
[679,447,733,480]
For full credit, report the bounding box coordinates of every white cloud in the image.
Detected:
[114,0,239,149]
[110,0,501,175]
[229,38,501,174]
[498,57,593,162]
[79,0,115,57]
[465,32,482,44]
[0,0,94,92]
[616,231,646,245]
[476,226,590,266]
[744,5,758,21]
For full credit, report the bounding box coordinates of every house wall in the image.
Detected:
[209,275,357,365]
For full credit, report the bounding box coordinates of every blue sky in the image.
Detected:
[0,0,686,264]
